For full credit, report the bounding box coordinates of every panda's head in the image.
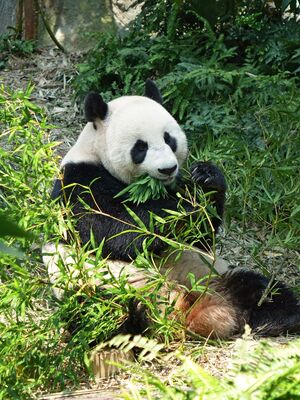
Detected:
[62,80,188,185]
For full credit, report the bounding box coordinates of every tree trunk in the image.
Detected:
[0,0,18,34]
[24,0,38,39]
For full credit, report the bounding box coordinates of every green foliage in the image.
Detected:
[73,0,300,99]
[225,15,300,74]
[0,30,36,70]
[0,85,59,236]
[120,336,300,400]
[0,213,33,257]
[0,86,60,398]
[0,214,31,239]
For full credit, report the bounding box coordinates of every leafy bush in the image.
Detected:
[224,14,300,74]
[0,86,61,398]
[0,86,58,233]
[0,31,36,69]
[73,0,300,98]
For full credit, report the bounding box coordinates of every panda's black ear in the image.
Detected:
[144,79,163,105]
[84,92,108,121]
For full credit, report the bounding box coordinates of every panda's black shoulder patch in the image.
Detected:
[59,162,126,197]
[84,92,108,122]
[144,79,163,105]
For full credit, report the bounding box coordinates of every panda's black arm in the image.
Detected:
[74,192,180,261]
[58,161,226,259]
[54,162,171,260]
[73,179,225,260]
[174,161,227,251]
[189,161,227,233]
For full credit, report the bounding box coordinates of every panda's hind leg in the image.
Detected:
[218,268,300,336]
[174,289,242,339]
[249,278,300,336]
[186,294,240,339]
[178,268,300,339]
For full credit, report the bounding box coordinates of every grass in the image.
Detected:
[120,334,300,400]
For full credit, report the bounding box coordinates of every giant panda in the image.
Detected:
[43,80,300,339]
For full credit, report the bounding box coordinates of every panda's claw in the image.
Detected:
[191,161,226,192]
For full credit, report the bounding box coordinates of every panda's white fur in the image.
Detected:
[62,96,188,184]
[43,243,228,305]
[43,241,231,336]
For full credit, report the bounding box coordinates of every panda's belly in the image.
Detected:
[159,248,228,288]
[43,243,228,297]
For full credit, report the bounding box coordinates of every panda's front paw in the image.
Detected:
[191,161,226,192]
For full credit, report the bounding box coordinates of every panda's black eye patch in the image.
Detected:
[131,140,148,164]
[164,132,177,153]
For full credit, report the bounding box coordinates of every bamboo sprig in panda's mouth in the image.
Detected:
[115,174,176,205]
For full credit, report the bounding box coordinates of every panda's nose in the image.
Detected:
[158,165,177,176]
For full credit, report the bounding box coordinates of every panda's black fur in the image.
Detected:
[48,80,300,339]
[53,161,225,261]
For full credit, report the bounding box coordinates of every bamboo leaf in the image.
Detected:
[0,214,32,239]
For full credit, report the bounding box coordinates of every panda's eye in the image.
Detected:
[136,140,148,152]
[131,140,148,164]
[164,132,177,153]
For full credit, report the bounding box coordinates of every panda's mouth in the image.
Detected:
[157,175,176,185]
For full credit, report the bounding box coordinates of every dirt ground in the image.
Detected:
[1,48,300,399]
[0,48,83,155]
